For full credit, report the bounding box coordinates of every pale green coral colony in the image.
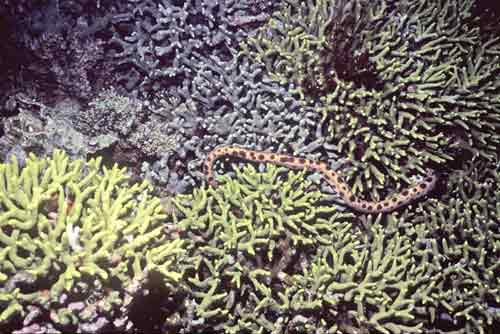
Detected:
[168,163,499,333]
[0,150,184,330]
[0,147,499,333]
[240,0,500,199]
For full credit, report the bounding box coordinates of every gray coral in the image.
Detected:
[75,87,144,137]
[139,53,340,197]
[107,0,279,92]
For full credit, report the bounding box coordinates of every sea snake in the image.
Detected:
[204,146,437,213]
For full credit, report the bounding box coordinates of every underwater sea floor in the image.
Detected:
[0,0,499,333]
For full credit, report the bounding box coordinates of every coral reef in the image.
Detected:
[161,155,499,333]
[72,86,184,174]
[0,88,178,180]
[286,224,432,334]
[128,120,178,159]
[241,0,500,200]
[0,150,184,332]
[400,158,500,333]
[0,93,121,162]
[0,94,86,160]
[74,87,144,137]
[166,163,344,332]
[24,29,107,100]
[2,0,321,198]
[106,0,279,92]
[204,145,437,213]
[0,0,113,103]
[1,0,499,333]
[162,164,436,333]
[132,53,329,196]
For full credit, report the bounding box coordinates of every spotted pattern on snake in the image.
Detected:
[204,146,437,213]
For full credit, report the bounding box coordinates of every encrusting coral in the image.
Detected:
[241,0,500,200]
[0,150,184,332]
[75,87,144,138]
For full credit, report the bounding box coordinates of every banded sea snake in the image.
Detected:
[204,146,437,213]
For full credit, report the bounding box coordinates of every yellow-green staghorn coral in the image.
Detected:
[166,164,435,333]
[287,224,432,334]
[0,150,184,332]
[204,145,437,213]
[241,0,500,201]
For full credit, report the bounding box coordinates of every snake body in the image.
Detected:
[205,146,437,213]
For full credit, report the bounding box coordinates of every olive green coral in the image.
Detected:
[287,224,433,334]
[0,150,184,331]
[400,158,500,333]
[241,0,500,200]
[167,164,344,332]
[167,164,434,333]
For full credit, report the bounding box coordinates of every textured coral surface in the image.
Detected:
[241,0,500,198]
[0,150,184,333]
[205,145,437,213]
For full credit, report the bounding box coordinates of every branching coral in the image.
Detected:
[0,150,184,332]
[107,0,279,93]
[204,145,437,213]
[399,158,500,333]
[175,163,342,250]
[241,0,500,201]
[287,224,434,334]
[167,163,435,333]
[137,52,327,195]
[167,164,345,332]
[2,1,499,333]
